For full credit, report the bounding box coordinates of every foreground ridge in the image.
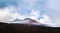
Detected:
[0,22,60,33]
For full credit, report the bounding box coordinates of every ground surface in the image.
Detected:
[0,22,60,33]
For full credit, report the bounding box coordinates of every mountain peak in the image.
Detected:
[12,19,22,22]
[24,18,37,23]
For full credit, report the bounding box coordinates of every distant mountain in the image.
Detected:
[11,18,49,27]
[12,19,22,22]
[24,18,38,23]
[12,18,37,23]
[11,18,40,25]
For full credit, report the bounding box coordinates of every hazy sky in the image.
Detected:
[0,0,60,27]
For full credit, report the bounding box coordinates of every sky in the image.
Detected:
[0,0,60,27]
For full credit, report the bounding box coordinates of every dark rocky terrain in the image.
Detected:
[0,22,60,33]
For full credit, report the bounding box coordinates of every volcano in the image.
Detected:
[9,18,48,27]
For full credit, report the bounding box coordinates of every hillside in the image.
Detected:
[0,22,60,33]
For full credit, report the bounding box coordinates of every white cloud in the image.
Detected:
[38,14,57,27]
[0,5,28,22]
[0,6,40,22]
[0,6,12,22]
[39,15,51,24]
[30,9,40,21]
[42,0,60,27]
[39,15,51,25]
[0,6,19,22]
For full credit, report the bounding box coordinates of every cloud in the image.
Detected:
[0,6,11,22]
[30,9,40,21]
[39,15,51,24]
[38,14,56,27]
[0,5,56,27]
[0,5,28,22]
[0,6,19,22]
[29,9,55,27]
[28,0,60,27]
[36,13,60,27]
[44,0,60,27]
